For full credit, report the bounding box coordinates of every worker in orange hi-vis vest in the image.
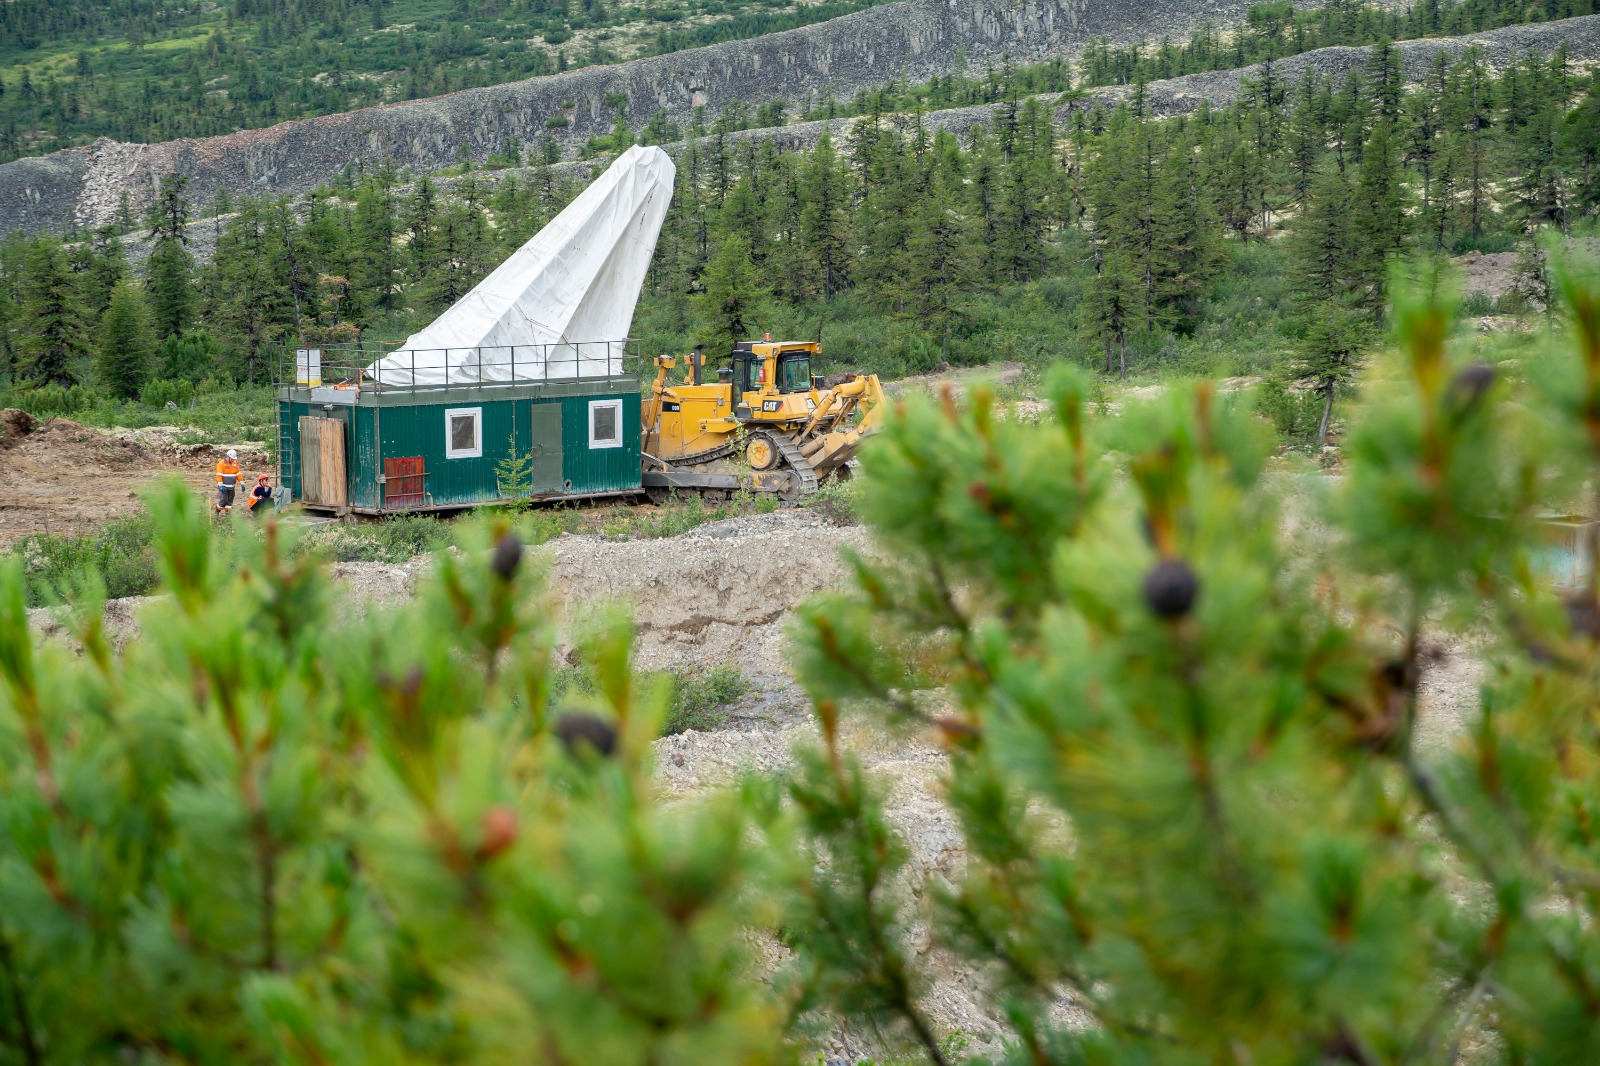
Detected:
[215,449,241,513]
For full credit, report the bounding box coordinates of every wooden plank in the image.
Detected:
[298,416,348,506]
[320,419,348,507]
[299,416,323,504]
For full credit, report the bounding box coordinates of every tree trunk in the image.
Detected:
[1317,380,1334,447]
[1118,332,1127,380]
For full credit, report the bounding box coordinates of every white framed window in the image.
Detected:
[445,407,483,459]
[589,398,623,450]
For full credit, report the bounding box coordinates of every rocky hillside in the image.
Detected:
[112,13,1600,270]
[0,0,1317,236]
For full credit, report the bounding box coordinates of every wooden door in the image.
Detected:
[530,403,564,494]
[298,416,348,507]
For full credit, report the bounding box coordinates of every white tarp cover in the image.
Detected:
[366,145,675,387]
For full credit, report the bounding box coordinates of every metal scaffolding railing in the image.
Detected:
[275,340,643,394]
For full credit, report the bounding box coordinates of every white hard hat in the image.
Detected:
[226,448,237,459]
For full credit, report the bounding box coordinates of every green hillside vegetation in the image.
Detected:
[0,0,894,164]
[1,39,1597,455]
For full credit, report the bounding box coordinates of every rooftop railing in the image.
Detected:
[275,340,643,395]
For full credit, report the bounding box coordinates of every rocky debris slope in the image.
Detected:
[652,14,1600,165]
[110,12,1598,268]
[1,0,1351,235]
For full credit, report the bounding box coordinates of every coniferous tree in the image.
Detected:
[1410,56,1450,247]
[352,166,399,316]
[1294,162,1361,305]
[1296,302,1369,445]
[207,196,292,382]
[145,174,195,338]
[1353,117,1409,313]
[406,175,440,285]
[67,226,125,317]
[1285,67,1326,206]
[97,277,155,399]
[798,131,851,300]
[1561,74,1600,216]
[693,236,766,355]
[1082,248,1139,377]
[18,238,92,386]
[1446,47,1496,238]
[903,169,972,362]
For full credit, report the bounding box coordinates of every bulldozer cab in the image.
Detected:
[731,342,816,399]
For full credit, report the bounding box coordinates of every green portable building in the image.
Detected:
[275,353,643,514]
[272,146,678,513]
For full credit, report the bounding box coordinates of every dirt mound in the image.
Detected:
[0,407,37,445]
[9,418,157,469]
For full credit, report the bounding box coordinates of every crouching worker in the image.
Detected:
[248,474,275,515]
[215,448,241,514]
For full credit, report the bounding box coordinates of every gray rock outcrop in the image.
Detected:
[0,0,1321,236]
[106,13,1600,270]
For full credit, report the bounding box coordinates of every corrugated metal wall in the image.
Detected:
[277,401,303,500]
[555,391,642,495]
[278,387,641,511]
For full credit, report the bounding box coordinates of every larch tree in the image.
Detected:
[18,238,93,387]
[145,174,195,339]
[97,277,155,399]
[693,235,766,356]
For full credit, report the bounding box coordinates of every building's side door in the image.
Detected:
[530,403,564,494]
[298,416,349,507]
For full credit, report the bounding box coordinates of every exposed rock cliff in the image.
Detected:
[113,13,1600,269]
[0,0,1300,236]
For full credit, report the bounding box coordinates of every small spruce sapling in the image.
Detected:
[495,429,534,505]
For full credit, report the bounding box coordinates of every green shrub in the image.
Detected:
[1449,230,1520,255]
[1459,290,1496,317]
[293,514,453,563]
[1255,378,1327,445]
[664,663,750,733]
[0,498,782,1062]
[12,382,96,418]
[7,512,161,606]
[139,377,196,408]
[554,661,750,735]
[804,474,862,525]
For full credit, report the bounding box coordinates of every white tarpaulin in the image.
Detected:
[366,144,675,387]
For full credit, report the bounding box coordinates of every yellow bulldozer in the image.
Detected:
[640,340,885,499]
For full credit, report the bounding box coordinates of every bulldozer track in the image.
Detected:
[654,441,739,469]
[773,434,819,495]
